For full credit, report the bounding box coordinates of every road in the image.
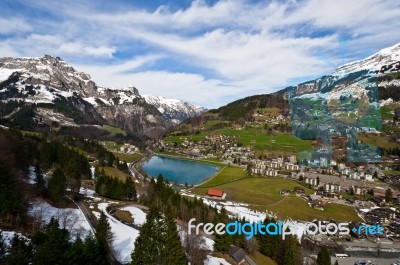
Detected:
[70,197,122,265]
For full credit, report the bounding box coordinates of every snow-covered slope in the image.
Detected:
[0,55,206,138]
[143,95,206,124]
[335,42,400,74]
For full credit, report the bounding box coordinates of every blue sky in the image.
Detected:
[1,0,399,108]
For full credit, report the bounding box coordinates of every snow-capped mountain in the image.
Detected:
[142,95,206,125]
[0,55,205,140]
[335,43,400,74]
[289,42,400,103]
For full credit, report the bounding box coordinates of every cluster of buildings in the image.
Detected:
[249,155,299,177]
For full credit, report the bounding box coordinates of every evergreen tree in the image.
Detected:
[281,235,300,265]
[162,212,186,265]
[131,207,168,265]
[47,167,67,203]
[385,188,393,203]
[214,230,232,252]
[32,218,71,265]
[0,160,27,224]
[316,246,331,265]
[82,233,108,265]
[257,218,282,258]
[131,207,186,265]
[7,234,33,265]
[0,232,6,262]
[95,212,112,265]
[34,163,45,194]
[66,157,82,192]
[66,237,86,265]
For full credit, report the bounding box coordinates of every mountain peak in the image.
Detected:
[334,42,400,74]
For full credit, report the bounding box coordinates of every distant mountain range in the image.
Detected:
[176,43,400,137]
[0,55,205,142]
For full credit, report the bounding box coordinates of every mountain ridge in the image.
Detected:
[0,55,205,142]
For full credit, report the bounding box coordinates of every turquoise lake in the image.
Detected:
[142,155,219,185]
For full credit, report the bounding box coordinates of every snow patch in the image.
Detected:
[120,206,147,226]
[28,201,93,239]
[204,255,231,265]
[98,203,140,264]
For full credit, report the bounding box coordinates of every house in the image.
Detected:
[229,246,246,265]
[280,189,290,196]
[304,177,318,187]
[324,183,341,193]
[207,189,226,199]
[364,174,373,181]
[294,187,305,194]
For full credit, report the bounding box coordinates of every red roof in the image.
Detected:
[207,189,224,197]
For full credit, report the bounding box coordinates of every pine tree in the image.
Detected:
[32,218,71,265]
[281,235,300,265]
[257,218,282,258]
[0,232,6,262]
[95,212,112,264]
[7,234,33,265]
[82,233,108,265]
[385,188,393,203]
[66,237,85,265]
[131,207,167,265]
[47,167,67,203]
[316,246,331,265]
[214,231,232,252]
[163,212,186,265]
[34,163,45,194]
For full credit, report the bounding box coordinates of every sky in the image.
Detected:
[0,0,399,108]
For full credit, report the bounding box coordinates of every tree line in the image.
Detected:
[0,213,112,265]
[95,168,137,201]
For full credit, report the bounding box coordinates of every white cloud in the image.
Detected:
[0,17,32,34]
[1,0,400,107]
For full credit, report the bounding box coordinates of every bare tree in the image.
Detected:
[183,231,209,265]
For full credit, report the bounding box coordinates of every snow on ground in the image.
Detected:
[98,203,140,264]
[120,206,146,226]
[201,198,269,223]
[26,166,37,185]
[0,231,30,247]
[203,255,231,265]
[28,201,92,239]
[178,227,214,252]
[0,68,17,82]
[83,97,98,106]
[79,187,96,197]
[92,211,101,219]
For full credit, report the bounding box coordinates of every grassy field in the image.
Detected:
[216,128,313,153]
[265,196,362,222]
[21,130,42,137]
[197,166,248,188]
[250,252,277,265]
[166,127,312,154]
[194,176,361,222]
[196,177,313,206]
[113,152,143,163]
[384,170,400,176]
[102,125,126,136]
[358,133,400,148]
[380,106,395,120]
[101,166,131,181]
[102,141,124,150]
[115,210,134,224]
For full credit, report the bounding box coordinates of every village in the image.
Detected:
[157,132,400,246]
